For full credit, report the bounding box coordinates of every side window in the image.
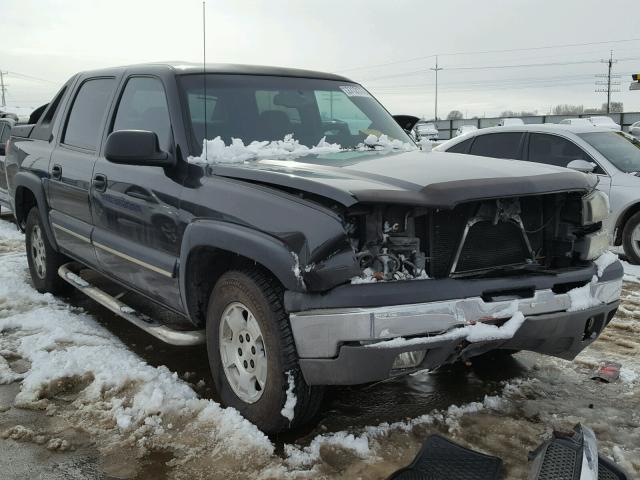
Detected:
[528,133,597,170]
[469,133,524,159]
[32,86,68,141]
[112,77,172,151]
[447,138,473,154]
[63,78,116,150]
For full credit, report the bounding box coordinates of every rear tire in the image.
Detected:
[25,207,71,295]
[206,268,323,433]
[622,211,640,265]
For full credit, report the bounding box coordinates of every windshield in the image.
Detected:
[578,131,640,173]
[179,74,411,156]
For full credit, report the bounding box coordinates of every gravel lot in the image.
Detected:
[1,216,638,479]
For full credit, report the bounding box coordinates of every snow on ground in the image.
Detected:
[622,259,640,283]
[1,217,639,479]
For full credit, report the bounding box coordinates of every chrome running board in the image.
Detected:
[58,263,205,346]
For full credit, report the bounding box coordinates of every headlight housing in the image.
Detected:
[582,190,609,225]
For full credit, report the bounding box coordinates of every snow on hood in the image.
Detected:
[188,134,416,165]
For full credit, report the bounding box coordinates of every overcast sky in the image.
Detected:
[2,0,639,118]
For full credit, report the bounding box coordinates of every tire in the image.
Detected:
[25,207,71,295]
[622,211,640,265]
[206,268,323,433]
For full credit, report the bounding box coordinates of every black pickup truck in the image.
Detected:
[5,63,622,433]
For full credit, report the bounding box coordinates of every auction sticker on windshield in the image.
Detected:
[339,85,372,98]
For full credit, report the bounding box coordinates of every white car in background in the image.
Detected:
[498,118,524,126]
[455,125,478,136]
[414,122,439,141]
[436,124,640,263]
[559,118,594,127]
[629,121,640,138]
[589,116,621,131]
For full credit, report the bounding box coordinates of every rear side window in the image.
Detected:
[112,77,172,150]
[32,86,68,141]
[528,133,591,168]
[63,78,116,150]
[469,132,524,159]
[447,138,473,154]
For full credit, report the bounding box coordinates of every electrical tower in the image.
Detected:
[0,71,7,107]
[430,56,443,121]
[595,50,620,113]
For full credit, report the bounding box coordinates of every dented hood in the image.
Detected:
[210,150,597,208]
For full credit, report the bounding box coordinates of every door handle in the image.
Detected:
[93,174,107,192]
[51,164,62,180]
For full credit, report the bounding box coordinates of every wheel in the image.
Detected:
[206,268,323,433]
[25,207,71,295]
[622,211,640,265]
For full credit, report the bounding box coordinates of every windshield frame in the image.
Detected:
[577,131,640,174]
[177,73,414,157]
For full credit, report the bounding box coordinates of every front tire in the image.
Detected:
[25,207,70,295]
[622,211,640,265]
[206,268,323,433]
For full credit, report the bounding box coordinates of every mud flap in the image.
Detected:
[387,435,502,480]
[528,424,629,480]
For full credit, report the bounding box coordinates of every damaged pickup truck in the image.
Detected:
[5,63,622,433]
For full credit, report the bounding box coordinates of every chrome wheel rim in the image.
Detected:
[31,224,47,280]
[631,224,640,259]
[219,302,267,404]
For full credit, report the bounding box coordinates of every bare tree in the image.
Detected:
[552,104,584,115]
[446,110,463,120]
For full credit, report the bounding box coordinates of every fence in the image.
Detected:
[434,112,640,141]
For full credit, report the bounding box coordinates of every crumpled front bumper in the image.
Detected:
[288,262,623,386]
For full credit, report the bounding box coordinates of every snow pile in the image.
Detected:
[621,260,640,284]
[567,251,621,312]
[0,250,274,461]
[594,251,619,277]
[280,371,297,422]
[188,134,342,165]
[359,134,417,152]
[367,309,525,349]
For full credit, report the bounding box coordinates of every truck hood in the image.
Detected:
[210,150,597,208]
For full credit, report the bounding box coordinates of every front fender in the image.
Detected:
[179,220,305,297]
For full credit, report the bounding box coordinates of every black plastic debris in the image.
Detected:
[387,434,502,480]
[528,424,629,480]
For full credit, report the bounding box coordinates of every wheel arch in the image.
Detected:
[179,220,304,326]
[614,201,640,246]
[13,172,59,250]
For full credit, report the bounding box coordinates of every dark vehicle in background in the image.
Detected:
[5,63,622,433]
[0,117,17,212]
[436,124,640,264]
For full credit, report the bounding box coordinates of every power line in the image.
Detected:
[6,70,60,85]
[334,37,640,73]
[595,51,620,113]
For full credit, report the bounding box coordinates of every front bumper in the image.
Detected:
[289,262,623,386]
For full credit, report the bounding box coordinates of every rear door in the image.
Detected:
[90,75,184,310]
[48,77,117,265]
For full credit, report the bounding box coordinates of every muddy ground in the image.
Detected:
[1,215,639,479]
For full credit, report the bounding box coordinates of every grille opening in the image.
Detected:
[552,280,590,294]
[482,287,535,303]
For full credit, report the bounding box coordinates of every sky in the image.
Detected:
[2,0,639,119]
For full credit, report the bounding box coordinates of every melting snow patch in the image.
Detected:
[281,371,297,422]
[594,251,619,278]
[621,260,640,284]
[188,134,342,165]
[359,134,416,152]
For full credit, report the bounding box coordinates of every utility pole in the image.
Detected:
[430,56,443,121]
[0,71,7,107]
[595,50,620,113]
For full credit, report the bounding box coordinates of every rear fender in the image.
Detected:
[13,171,58,250]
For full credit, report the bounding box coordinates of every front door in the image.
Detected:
[48,77,117,266]
[91,76,184,310]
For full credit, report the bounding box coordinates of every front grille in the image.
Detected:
[455,220,529,273]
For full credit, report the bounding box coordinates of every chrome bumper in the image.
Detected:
[289,276,623,359]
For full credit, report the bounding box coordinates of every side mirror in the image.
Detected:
[567,159,596,173]
[393,115,420,133]
[105,130,174,167]
[0,144,5,156]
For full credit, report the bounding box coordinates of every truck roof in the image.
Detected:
[77,62,354,82]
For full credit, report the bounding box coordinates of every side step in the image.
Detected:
[58,263,205,346]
